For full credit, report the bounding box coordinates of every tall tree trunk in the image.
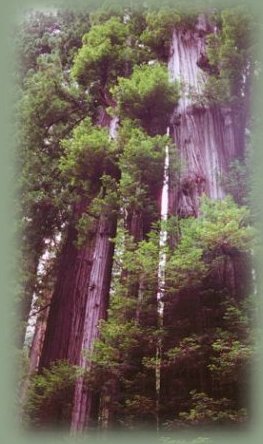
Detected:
[160,14,250,419]
[168,20,245,216]
[71,213,117,432]
[39,207,96,370]
[70,114,119,432]
[167,17,248,306]
[37,110,118,428]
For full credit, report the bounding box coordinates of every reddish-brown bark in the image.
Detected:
[71,213,117,432]
[39,217,95,370]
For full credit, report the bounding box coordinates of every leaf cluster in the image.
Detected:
[71,16,136,90]
[111,63,180,135]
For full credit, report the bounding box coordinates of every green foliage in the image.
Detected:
[60,117,116,189]
[21,60,72,138]
[118,121,169,214]
[59,118,120,246]
[204,7,253,103]
[92,319,142,371]
[15,11,59,82]
[222,297,251,337]
[166,241,207,292]
[24,361,78,427]
[174,391,248,427]
[73,194,254,429]
[107,224,161,307]
[140,9,181,60]
[71,16,138,91]
[208,331,252,383]
[124,394,156,420]
[55,10,91,70]
[121,231,160,285]
[111,63,180,135]
[76,175,119,247]
[166,196,254,294]
[140,8,198,61]
[166,336,202,362]
[198,196,254,252]
[15,10,91,82]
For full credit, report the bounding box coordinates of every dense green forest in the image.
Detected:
[16,2,257,435]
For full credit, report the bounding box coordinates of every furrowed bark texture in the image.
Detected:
[38,111,113,373]
[168,18,246,216]
[70,113,119,432]
[94,208,148,431]
[39,212,95,370]
[71,213,117,432]
[159,15,250,418]
[167,16,250,301]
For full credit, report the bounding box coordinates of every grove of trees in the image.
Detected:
[16,2,257,436]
